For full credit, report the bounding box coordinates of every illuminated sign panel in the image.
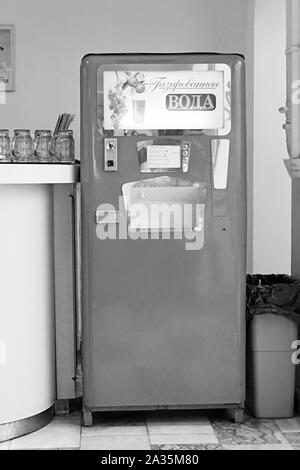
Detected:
[103,70,224,130]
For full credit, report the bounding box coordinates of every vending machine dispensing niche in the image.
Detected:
[81,54,246,425]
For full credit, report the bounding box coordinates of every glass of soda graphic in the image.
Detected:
[132,99,146,123]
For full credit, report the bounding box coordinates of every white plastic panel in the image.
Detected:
[211,139,230,189]
[97,63,231,136]
[122,177,206,235]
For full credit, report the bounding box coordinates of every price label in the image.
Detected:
[147,145,181,169]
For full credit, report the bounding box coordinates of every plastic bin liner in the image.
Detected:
[246,274,300,323]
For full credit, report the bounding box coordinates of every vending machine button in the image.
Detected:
[104,138,118,171]
[106,142,115,150]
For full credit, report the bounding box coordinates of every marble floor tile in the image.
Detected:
[223,444,293,450]
[152,444,222,450]
[3,408,298,451]
[82,425,148,437]
[275,418,300,434]
[80,435,151,450]
[211,414,289,446]
[10,416,81,450]
[147,423,216,436]
[285,434,300,450]
[149,433,219,446]
[146,411,215,436]
[82,411,146,436]
[0,441,10,450]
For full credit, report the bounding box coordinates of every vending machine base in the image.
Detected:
[82,405,244,427]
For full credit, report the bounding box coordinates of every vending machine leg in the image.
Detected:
[233,407,244,423]
[83,409,93,427]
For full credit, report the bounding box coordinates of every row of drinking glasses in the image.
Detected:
[0,129,75,163]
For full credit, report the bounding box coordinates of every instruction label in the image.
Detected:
[147,145,181,169]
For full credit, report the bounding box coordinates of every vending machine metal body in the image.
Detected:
[81,53,246,424]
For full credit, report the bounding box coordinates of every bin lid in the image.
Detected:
[248,314,298,352]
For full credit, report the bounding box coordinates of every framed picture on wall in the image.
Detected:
[0,25,15,91]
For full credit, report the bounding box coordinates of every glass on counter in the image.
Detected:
[0,130,11,163]
[12,129,34,163]
[53,130,75,163]
[34,130,52,163]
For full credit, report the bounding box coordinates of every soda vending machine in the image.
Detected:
[81,54,246,425]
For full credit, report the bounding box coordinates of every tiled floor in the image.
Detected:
[1,410,300,450]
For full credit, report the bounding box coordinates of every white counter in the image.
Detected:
[0,163,80,185]
[0,164,80,439]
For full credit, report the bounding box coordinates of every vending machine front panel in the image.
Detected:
[81,54,246,419]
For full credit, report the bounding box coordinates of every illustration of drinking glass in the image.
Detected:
[132,99,146,123]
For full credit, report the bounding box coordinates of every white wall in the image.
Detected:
[2,0,290,275]
[253,0,290,273]
[0,0,251,146]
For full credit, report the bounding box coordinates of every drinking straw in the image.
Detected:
[66,114,75,129]
[54,114,62,134]
[54,113,75,133]
[61,114,67,130]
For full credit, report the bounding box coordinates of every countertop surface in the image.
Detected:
[0,163,80,184]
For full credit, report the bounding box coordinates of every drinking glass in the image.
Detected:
[12,130,34,162]
[54,130,75,163]
[35,130,52,163]
[0,130,11,163]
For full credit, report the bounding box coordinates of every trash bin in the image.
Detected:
[246,275,299,419]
